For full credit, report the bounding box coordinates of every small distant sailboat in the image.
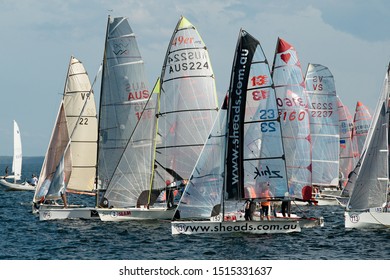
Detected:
[352,101,372,158]
[344,63,390,228]
[97,15,219,221]
[0,120,35,191]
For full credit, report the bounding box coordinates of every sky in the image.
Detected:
[0,0,389,156]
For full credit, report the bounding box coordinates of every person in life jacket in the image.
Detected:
[260,183,273,221]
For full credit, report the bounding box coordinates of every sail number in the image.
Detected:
[279,110,306,121]
[310,102,334,118]
[79,118,89,125]
[258,109,276,132]
[167,51,209,74]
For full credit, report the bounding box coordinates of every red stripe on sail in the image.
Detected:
[277,38,293,53]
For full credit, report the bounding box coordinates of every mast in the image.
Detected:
[95,15,110,207]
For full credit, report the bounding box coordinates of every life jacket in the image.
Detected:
[261,190,271,207]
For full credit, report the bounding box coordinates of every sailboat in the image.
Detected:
[345,63,390,228]
[32,100,72,214]
[172,30,323,235]
[0,120,35,191]
[336,97,362,207]
[97,15,219,221]
[271,37,318,208]
[352,101,372,158]
[35,56,99,220]
[304,63,340,205]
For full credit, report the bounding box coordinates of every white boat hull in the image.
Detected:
[224,211,324,228]
[171,220,301,235]
[39,206,100,220]
[0,179,35,191]
[97,207,176,221]
[345,208,390,228]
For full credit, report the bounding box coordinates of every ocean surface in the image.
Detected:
[0,157,389,260]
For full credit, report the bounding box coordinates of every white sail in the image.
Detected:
[271,38,311,200]
[352,101,372,157]
[63,56,98,193]
[102,78,158,207]
[98,16,150,190]
[346,67,389,211]
[175,99,226,218]
[154,16,219,189]
[12,120,22,181]
[305,64,339,187]
[33,102,72,204]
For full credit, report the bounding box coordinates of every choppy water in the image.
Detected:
[0,157,389,260]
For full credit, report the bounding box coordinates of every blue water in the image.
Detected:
[0,157,389,260]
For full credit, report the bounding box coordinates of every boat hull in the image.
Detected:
[39,206,100,220]
[224,211,324,228]
[97,207,176,221]
[345,208,390,228]
[294,197,340,206]
[171,220,301,235]
[0,179,35,191]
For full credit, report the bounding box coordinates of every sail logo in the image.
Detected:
[229,49,249,189]
[311,76,324,91]
[80,92,91,101]
[113,42,129,56]
[110,211,132,217]
[172,36,194,46]
[254,166,283,179]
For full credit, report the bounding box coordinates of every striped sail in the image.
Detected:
[337,96,358,189]
[305,64,339,187]
[98,16,150,189]
[271,38,311,200]
[63,56,98,193]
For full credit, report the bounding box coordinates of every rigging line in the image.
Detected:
[154,160,184,181]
